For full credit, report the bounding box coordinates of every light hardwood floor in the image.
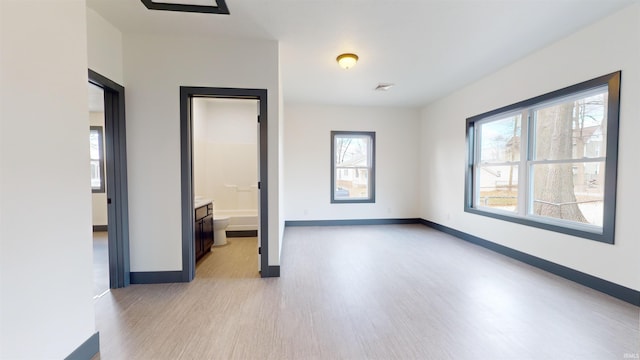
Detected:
[197,236,261,279]
[93,225,639,359]
[93,231,109,297]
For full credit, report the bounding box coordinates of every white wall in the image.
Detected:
[86,7,124,85]
[278,45,285,258]
[123,34,281,271]
[90,112,108,226]
[0,1,97,358]
[87,6,123,230]
[285,104,420,220]
[193,98,258,211]
[419,5,640,291]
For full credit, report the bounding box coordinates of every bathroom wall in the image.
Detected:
[193,98,259,212]
[419,4,640,291]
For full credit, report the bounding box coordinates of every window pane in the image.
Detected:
[533,90,607,161]
[530,162,604,226]
[477,165,518,212]
[335,135,370,167]
[89,126,104,192]
[335,168,369,200]
[91,160,101,188]
[332,131,375,203]
[479,114,521,163]
[90,130,100,160]
[466,72,618,243]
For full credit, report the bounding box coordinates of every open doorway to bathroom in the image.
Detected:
[180,87,273,281]
[192,97,260,278]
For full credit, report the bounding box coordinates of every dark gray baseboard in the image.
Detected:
[420,219,640,306]
[285,218,421,227]
[130,271,186,284]
[92,225,108,232]
[262,265,280,277]
[227,230,258,238]
[131,266,278,282]
[65,332,99,360]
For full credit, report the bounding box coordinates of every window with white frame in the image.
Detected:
[465,72,620,244]
[331,131,375,203]
[90,126,105,193]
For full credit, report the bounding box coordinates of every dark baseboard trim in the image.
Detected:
[262,265,280,278]
[227,230,258,238]
[285,218,421,227]
[419,219,640,306]
[65,332,99,360]
[92,225,108,232]
[130,271,186,284]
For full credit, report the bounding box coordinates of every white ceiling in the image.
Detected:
[88,0,637,108]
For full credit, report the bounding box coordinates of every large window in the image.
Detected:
[331,131,376,203]
[90,126,105,193]
[465,72,620,243]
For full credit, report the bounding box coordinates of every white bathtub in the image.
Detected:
[215,209,258,231]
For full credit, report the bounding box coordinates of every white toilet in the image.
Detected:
[212,203,230,247]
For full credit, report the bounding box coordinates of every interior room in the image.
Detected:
[1,0,639,359]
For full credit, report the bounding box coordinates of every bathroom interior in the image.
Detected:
[191,97,260,277]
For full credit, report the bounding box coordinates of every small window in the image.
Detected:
[331,131,375,203]
[465,71,620,243]
[90,126,105,193]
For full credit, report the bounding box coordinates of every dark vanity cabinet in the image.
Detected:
[195,203,214,261]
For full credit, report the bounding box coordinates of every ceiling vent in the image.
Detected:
[140,0,230,15]
[374,83,395,91]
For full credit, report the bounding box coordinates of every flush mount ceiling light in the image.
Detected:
[336,53,359,70]
[375,83,395,91]
[141,0,230,15]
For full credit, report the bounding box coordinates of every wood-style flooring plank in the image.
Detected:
[93,225,640,359]
[93,231,109,297]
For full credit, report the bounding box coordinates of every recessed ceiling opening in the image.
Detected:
[141,0,229,14]
[153,0,216,5]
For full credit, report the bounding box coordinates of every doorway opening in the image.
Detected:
[180,87,271,281]
[88,69,130,289]
[88,83,109,297]
[192,97,260,278]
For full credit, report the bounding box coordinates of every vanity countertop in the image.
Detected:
[194,199,212,209]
